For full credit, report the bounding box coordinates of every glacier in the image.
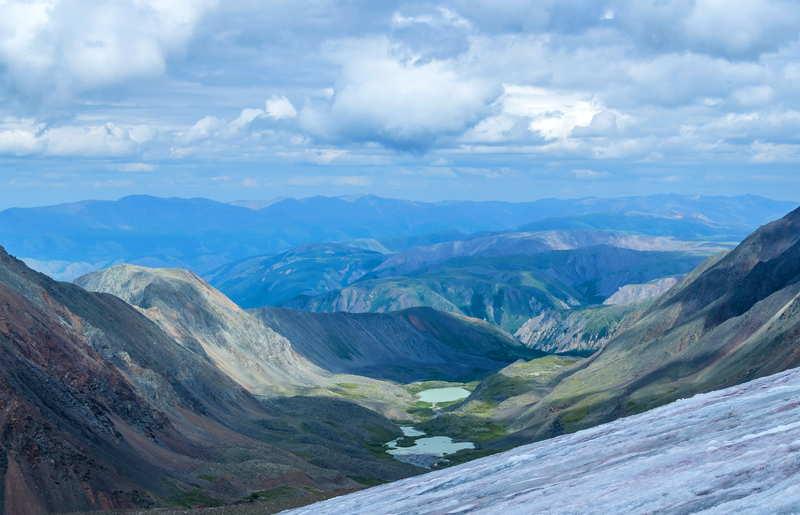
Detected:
[284,367,800,514]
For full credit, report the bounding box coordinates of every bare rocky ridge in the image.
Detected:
[602,276,679,305]
[75,265,328,395]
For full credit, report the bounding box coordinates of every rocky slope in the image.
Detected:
[75,265,329,395]
[284,366,800,515]
[514,300,651,354]
[253,307,543,382]
[602,276,679,305]
[0,247,421,513]
[481,205,800,445]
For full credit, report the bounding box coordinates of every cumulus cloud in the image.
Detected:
[0,129,46,156]
[44,123,138,157]
[297,38,499,153]
[265,96,297,120]
[3,0,800,196]
[0,0,218,93]
[571,111,619,138]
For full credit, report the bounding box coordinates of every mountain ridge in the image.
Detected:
[4,193,793,281]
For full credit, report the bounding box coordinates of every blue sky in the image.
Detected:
[1,0,799,208]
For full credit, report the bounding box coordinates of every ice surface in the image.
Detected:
[284,368,800,514]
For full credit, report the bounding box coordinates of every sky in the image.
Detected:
[1,0,800,208]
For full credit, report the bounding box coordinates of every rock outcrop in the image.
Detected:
[602,276,679,305]
[514,301,650,354]
[76,264,328,395]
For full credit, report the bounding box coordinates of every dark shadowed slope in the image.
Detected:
[476,205,800,445]
[250,306,542,383]
[0,248,420,513]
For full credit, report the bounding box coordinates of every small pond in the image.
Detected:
[386,426,475,469]
[417,387,470,404]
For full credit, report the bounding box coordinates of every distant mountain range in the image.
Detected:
[221,234,727,332]
[1,193,795,281]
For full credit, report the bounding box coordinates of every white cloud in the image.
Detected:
[392,7,471,29]
[228,108,264,130]
[265,96,297,120]
[298,37,498,152]
[0,0,219,93]
[573,169,610,180]
[501,86,603,141]
[0,129,46,156]
[751,140,800,162]
[118,163,156,172]
[44,123,137,157]
[184,115,226,143]
[277,148,348,164]
[571,111,619,138]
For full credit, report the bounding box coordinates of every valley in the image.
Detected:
[0,194,797,513]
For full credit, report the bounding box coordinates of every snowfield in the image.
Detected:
[284,368,800,514]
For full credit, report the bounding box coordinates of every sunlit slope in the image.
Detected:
[75,264,329,394]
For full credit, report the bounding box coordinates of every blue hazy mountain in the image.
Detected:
[1,193,795,280]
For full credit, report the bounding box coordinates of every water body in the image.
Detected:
[417,387,470,404]
[387,426,475,468]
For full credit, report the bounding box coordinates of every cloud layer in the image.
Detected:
[1,0,799,204]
